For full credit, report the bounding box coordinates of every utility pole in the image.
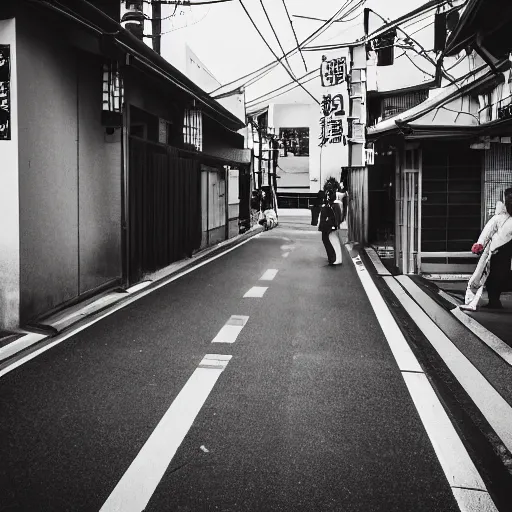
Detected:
[151,0,162,54]
[271,138,278,192]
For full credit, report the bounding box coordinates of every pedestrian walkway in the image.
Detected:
[362,246,512,505]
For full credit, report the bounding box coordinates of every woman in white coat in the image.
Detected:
[462,188,512,310]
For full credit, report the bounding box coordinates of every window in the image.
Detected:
[183,109,202,151]
[278,127,309,157]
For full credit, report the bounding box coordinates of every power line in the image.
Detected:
[246,69,317,105]
[145,0,233,5]
[258,0,294,76]
[247,74,318,111]
[237,0,319,104]
[281,0,307,72]
[228,0,363,93]
[301,0,450,52]
[210,0,360,94]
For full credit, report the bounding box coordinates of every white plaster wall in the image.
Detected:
[0,19,19,329]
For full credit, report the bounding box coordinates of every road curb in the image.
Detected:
[1,225,264,364]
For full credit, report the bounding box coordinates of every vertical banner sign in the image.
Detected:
[0,44,10,140]
[319,54,347,148]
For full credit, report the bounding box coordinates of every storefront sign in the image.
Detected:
[365,143,375,165]
[320,55,346,87]
[0,45,11,140]
[319,93,346,146]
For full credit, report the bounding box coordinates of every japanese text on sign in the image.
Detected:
[320,55,346,87]
[319,93,346,147]
[0,45,10,141]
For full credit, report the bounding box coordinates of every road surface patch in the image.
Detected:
[211,316,249,344]
[99,354,232,512]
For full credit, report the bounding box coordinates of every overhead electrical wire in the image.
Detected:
[302,0,451,52]
[247,74,318,111]
[143,0,232,5]
[281,0,308,72]
[210,0,362,94]
[246,68,317,105]
[237,0,319,104]
[219,0,361,92]
[258,0,294,76]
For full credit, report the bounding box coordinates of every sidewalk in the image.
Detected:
[0,224,264,364]
[358,246,512,499]
[427,278,512,347]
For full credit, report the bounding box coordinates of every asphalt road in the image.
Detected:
[0,216,460,512]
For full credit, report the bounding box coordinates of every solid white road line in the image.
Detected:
[100,354,231,512]
[259,269,278,281]
[211,315,249,344]
[403,372,487,490]
[282,252,290,258]
[364,247,391,275]
[349,255,497,511]
[452,307,512,367]
[0,333,46,362]
[349,256,422,372]
[385,276,512,455]
[0,236,257,379]
[243,286,268,298]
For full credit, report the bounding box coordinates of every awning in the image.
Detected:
[367,62,509,139]
[201,148,252,166]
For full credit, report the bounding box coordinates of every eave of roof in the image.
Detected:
[444,0,488,56]
[29,0,245,132]
[367,61,509,139]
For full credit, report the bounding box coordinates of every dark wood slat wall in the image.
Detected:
[421,142,482,252]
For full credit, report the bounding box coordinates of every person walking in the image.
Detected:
[311,190,324,226]
[318,187,343,265]
[462,187,512,310]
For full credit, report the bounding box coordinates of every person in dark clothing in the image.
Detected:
[483,188,512,308]
[311,189,324,226]
[318,187,343,265]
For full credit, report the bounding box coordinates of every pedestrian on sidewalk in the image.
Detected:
[318,186,343,265]
[462,188,512,310]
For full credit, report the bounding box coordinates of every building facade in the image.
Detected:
[0,0,248,331]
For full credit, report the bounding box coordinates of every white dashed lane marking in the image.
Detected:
[282,252,290,258]
[259,269,278,281]
[100,354,232,512]
[211,315,249,344]
[243,286,268,298]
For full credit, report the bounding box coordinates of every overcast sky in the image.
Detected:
[158,0,437,103]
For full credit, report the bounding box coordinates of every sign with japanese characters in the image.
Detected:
[320,55,346,87]
[318,54,348,149]
[319,93,345,146]
[0,45,11,140]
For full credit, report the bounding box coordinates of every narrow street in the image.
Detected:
[0,215,474,512]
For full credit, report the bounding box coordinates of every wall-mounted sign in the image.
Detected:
[351,121,365,141]
[365,143,375,165]
[320,55,346,87]
[319,93,346,146]
[0,45,11,140]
